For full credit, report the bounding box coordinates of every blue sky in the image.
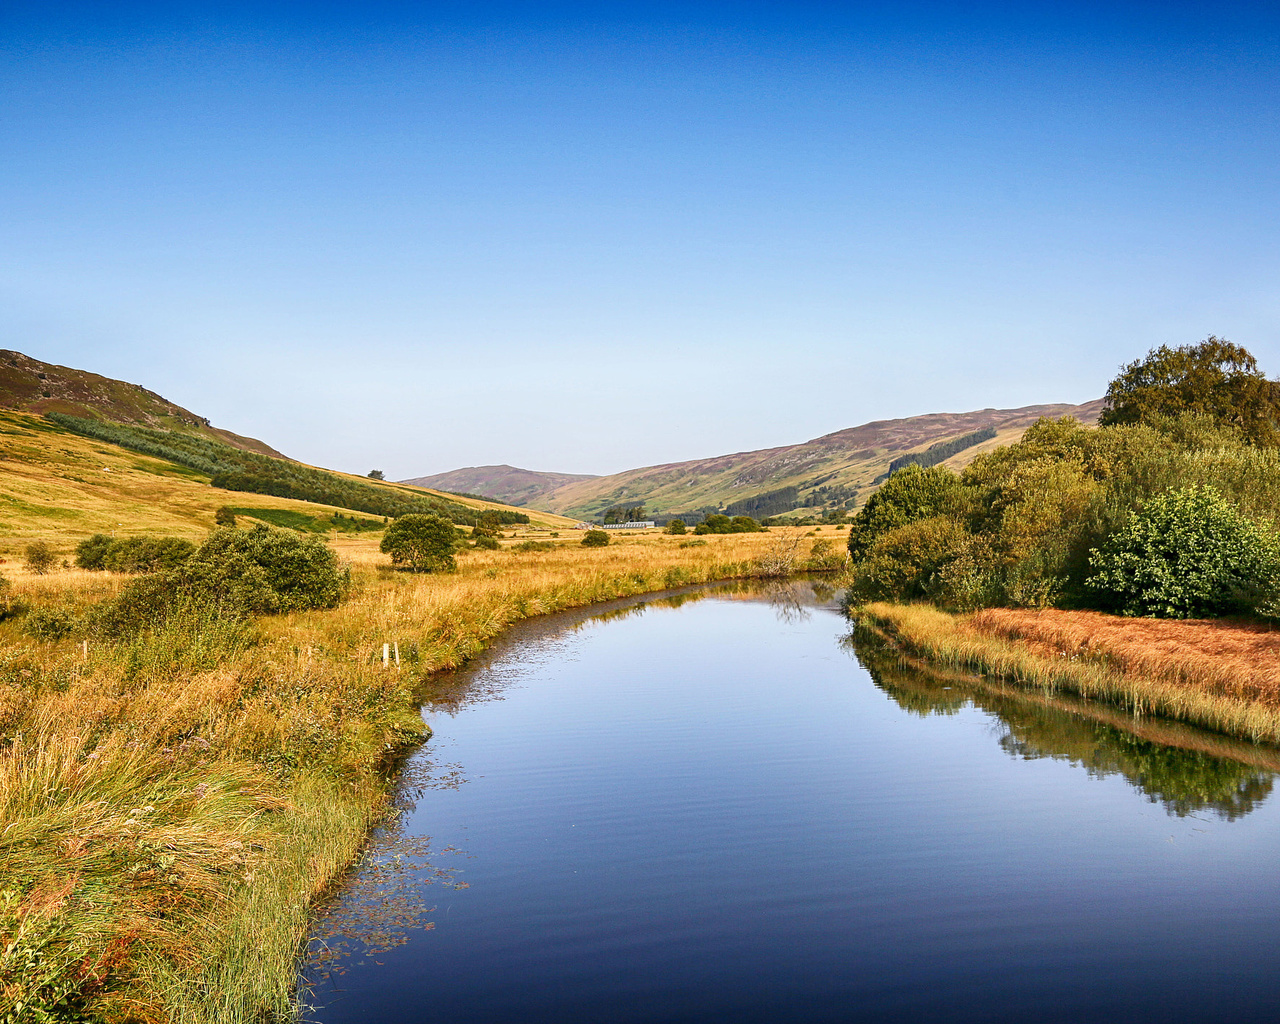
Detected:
[2,3,1278,477]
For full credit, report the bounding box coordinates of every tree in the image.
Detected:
[24,541,56,575]
[367,470,385,480]
[215,506,237,527]
[1086,485,1280,618]
[1100,337,1280,444]
[847,464,966,560]
[380,514,458,572]
[581,529,610,547]
[665,519,687,535]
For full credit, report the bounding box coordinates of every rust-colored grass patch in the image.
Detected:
[970,608,1280,704]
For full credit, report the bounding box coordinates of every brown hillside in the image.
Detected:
[531,399,1105,519]
[400,464,598,506]
[0,349,284,457]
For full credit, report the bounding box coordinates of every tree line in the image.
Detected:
[846,338,1280,619]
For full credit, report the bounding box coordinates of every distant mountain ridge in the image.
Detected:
[0,349,284,457]
[409,400,1106,521]
[400,464,599,506]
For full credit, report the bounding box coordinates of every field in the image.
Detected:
[855,602,1280,744]
[0,509,844,1021]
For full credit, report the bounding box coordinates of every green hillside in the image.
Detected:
[533,400,1105,521]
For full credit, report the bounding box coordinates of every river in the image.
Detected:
[304,581,1280,1023]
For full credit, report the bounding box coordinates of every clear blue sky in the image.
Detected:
[3,2,1278,477]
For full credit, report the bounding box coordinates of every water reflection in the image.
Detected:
[849,632,1278,821]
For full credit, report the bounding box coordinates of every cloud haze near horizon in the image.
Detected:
[2,2,1278,478]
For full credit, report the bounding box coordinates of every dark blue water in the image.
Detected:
[306,583,1280,1023]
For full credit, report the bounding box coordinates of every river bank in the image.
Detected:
[0,527,843,1021]
[854,602,1280,744]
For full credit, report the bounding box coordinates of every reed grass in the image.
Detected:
[854,601,1280,744]
[0,528,808,1021]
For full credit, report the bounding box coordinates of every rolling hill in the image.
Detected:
[402,464,599,507]
[416,400,1105,521]
[0,349,285,457]
[0,352,574,553]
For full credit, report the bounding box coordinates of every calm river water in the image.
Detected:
[304,582,1280,1023]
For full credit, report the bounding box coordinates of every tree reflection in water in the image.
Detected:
[848,630,1278,821]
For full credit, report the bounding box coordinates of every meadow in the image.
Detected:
[0,521,845,1022]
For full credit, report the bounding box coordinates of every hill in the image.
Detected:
[517,400,1105,521]
[401,464,598,507]
[0,354,576,553]
[0,349,284,457]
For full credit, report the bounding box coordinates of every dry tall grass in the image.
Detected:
[856,602,1280,743]
[0,528,821,1021]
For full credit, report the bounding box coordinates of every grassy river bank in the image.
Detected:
[854,602,1280,745]
[0,527,845,1022]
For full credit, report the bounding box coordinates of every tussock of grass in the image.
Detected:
[0,528,809,1021]
[856,601,1280,743]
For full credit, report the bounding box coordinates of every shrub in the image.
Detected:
[665,519,687,535]
[693,514,761,535]
[1086,486,1280,618]
[75,534,114,570]
[215,506,237,527]
[847,516,973,604]
[380,514,458,572]
[472,534,501,550]
[101,536,196,574]
[847,465,967,560]
[94,526,349,636]
[24,542,57,575]
[514,540,554,552]
[581,530,610,547]
[75,535,196,574]
[23,607,77,641]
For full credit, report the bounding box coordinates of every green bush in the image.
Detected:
[76,534,195,574]
[23,607,77,641]
[1087,486,1280,618]
[847,516,972,603]
[24,542,57,576]
[94,526,349,636]
[75,534,114,570]
[215,506,237,527]
[380,514,458,572]
[472,534,501,550]
[581,530,610,547]
[693,514,761,535]
[513,540,554,552]
[847,465,968,560]
[664,519,687,535]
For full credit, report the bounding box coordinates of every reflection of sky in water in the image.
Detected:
[307,584,1280,1024]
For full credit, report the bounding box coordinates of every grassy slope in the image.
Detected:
[0,350,284,458]
[0,410,573,555]
[532,400,1104,520]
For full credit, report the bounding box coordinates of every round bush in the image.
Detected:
[581,530,609,547]
[380,513,458,572]
[1086,486,1280,618]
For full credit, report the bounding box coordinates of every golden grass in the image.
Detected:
[856,601,1280,744]
[0,410,568,557]
[0,527,812,1021]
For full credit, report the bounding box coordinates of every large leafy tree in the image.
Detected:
[380,513,458,572]
[1099,337,1280,444]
